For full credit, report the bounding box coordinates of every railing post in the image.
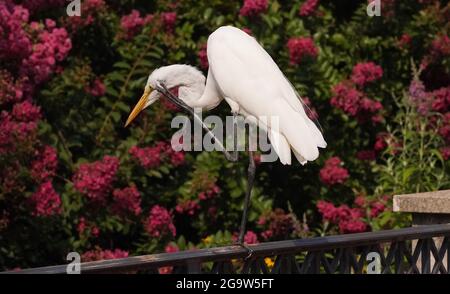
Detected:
[394,190,450,273]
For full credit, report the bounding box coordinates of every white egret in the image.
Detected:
[125,26,326,252]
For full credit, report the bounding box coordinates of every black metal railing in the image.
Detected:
[5,223,450,274]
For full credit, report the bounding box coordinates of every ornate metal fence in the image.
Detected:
[5,223,450,274]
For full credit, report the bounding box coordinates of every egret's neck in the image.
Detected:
[154,64,222,110]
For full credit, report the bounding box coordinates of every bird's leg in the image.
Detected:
[229,112,239,162]
[234,150,256,260]
[156,84,238,162]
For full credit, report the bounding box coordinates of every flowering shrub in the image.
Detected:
[0,1,449,270]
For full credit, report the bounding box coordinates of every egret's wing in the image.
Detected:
[207,26,326,162]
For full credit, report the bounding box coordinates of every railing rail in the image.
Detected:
[4,223,450,274]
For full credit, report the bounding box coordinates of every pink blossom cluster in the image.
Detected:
[430,34,450,58]
[259,208,300,240]
[330,81,383,124]
[111,186,142,217]
[129,141,185,169]
[319,157,349,186]
[299,0,320,17]
[22,21,72,85]
[161,12,177,34]
[158,244,179,274]
[175,200,200,216]
[439,113,450,144]
[286,37,318,65]
[85,78,106,97]
[176,184,220,215]
[232,230,259,244]
[0,110,39,155]
[145,205,176,238]
[120,10,153,40]
[0,71,24,105]
[430,87,450,113]
[397,33,412,49]
[440,146,450,160]
[239,0,268,17]
[77,217,100,237]
[30,145,58,183]
[12,101,41,122]
[82,248,129,262]
[0,4,71,90]
[198,43,208,70]
[317,200,367,234]
[72,155,120,202]
[198,184,220,201]
[20,0,66,14]
[65,0,106,32]
[29,181,62,217]
[350,62,383,87]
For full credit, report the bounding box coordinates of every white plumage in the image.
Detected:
[126,26,326,165]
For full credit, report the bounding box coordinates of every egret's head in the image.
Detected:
[125,64,205,127]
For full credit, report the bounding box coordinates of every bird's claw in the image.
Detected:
[234,242,254,260]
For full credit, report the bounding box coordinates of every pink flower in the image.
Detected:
[354,195,366,208]
[287,37,318,65]
[120,10,153,40]
[239,0,268,17]
[91,226,100,237]
[374,133,389,152]
[370,202,386,218]
[440,146,450,160]
[30,181,61,217]
[175,200,200,216]
[21,0,66,14]
[130,142,185,168]
[159,244,179,274]
[319,157,349,186]
[339,219,368,234]
[351,62,383,87]
[145,205,176,238]
[11,101,41,122]
[242,27,253,35]
[65,0,106,32]
[0,111,38,155]
[330,82,363,116]
[317,200,368,234]
[431,87,450,113]
[20,25,72,85]
[72,155,119,202]
[431,35,450,58]
[161,12,176,33]
[398,33,412,49]
[198,43,208,70]
[30,145,58,183]
[330,82,383,123]
[299,0,319,17]
[82,248,129,262]
[0,71,24,105]
[244,231,259,244]
[85,78,106,97]
[77,217,87,234]
[111,186,142,216]
[198,184,220,201]
[129,145,163,169]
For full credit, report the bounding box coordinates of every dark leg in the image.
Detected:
[235,150,256,259]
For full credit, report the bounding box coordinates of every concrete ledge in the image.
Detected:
[393,190,450,214]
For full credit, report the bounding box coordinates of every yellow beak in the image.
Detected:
[125,88,152,127]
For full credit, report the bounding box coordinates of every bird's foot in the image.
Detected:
[233,242,254,260]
